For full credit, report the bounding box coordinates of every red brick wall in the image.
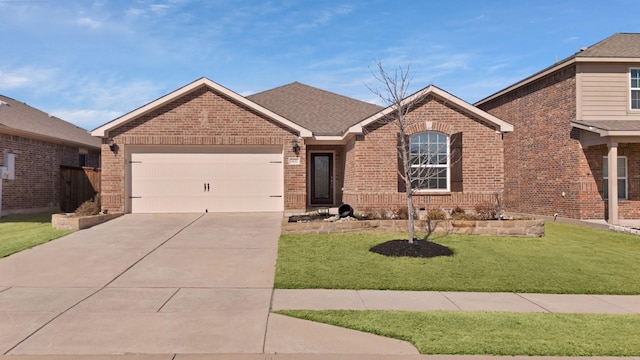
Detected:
[101,86,305,213]
[343,95,506,214]
[478,65,603,219]
[0,132,92,215]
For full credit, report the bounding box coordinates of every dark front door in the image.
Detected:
[311,153,333,205]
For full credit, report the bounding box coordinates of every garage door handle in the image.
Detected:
[270,195,282,197]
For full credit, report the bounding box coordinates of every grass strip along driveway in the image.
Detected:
[277,310,640,356]
[275,222,640,294]
[0,212,71,258]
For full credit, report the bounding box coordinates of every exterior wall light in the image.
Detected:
[292,138,300,156]
[108,137,117,152]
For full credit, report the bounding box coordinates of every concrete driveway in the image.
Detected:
[0,213,281,355]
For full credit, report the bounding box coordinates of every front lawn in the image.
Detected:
[275,222,640,294]
[0,212,71,258]
[277,310,640,356]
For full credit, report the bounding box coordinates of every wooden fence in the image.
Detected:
[60,166,101,213]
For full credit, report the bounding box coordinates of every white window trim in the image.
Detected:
[410,132,450,193]
[630,67,640,111]
[603,156,628,200]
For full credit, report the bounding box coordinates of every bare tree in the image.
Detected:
[368,62,419,243]
[368,62,458,244]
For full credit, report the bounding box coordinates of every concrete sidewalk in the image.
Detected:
[272,289,640,313]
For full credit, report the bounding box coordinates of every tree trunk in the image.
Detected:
[406,185,415,244]
[398,133,415,244]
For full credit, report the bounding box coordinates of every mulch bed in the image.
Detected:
[369,239,454,258]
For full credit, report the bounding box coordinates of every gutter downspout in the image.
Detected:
[607,140,619,225]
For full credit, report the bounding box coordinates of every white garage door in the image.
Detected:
[129,147,283,213]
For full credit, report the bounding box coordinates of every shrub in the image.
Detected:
[74,200,100,216]
[474,202,497,220]
[396,206,408,220]
[451,212,479,220]
[450,206,465,218]
[426,209,446,220]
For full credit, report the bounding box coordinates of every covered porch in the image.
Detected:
[573,120,640,224]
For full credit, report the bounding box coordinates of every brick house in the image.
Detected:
[476,33,640,224]
[92,78,512,215]
[0,95,101,216]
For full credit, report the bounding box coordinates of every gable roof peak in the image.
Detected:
[91,77,313,137]
[351,84,513,134]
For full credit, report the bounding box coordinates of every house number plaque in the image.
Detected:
[288,157,301,165]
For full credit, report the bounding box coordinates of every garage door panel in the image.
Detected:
[130,147,283,213]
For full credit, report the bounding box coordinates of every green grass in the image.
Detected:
[278,310,640,356]
[275,222,640,294]
[0,212,71,258]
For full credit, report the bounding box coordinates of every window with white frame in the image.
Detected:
[409,132,449,191]
[603,156,627,200]
[631,68,640,110]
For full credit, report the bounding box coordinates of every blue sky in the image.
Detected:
[0,0,637,131]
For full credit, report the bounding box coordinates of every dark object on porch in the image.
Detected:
[338,204,354,218]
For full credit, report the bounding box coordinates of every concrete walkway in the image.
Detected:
[272,289,640,313]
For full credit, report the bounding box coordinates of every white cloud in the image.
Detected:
[0,64,167,129]
[150,4,171,14]
[77,16,101,29]
[49,109,122,130]
[0,67,59,91]
[296,4,356,31]
[52,76,168,129]
[125,7,145,17]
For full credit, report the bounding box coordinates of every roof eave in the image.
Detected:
[476,55,640,107]
[91,78,312,138]
[571,121,640,137]
[0,127,101,150]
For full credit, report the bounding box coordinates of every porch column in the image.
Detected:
[607,140,618,225]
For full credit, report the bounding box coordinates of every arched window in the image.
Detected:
[409,132,449,191]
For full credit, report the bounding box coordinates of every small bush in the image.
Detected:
[396,207,408,220]
[450,206,465,217]
[475,202,497,220]
[74,200,100,216]
[426,209,447,220]
[451,212,479,221]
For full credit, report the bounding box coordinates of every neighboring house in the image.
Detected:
[0,95,101,216]
[476,33,640,223]
[92,78,512,214]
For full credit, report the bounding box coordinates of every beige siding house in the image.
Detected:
[478,33,640,223]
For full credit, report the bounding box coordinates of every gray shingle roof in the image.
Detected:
[0,95,100,149]
[577,33,640,58]
[573,120,640,132]
[247,82,382,136]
